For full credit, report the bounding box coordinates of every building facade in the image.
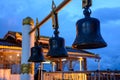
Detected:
[0,31,101,80]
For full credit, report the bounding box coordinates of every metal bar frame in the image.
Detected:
[29,0,71,34]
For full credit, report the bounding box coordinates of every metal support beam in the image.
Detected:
[29,0,71,34]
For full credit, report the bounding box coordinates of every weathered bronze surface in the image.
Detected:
[72,8,107,49]
[28,46,44,62]
[47,36,68,58]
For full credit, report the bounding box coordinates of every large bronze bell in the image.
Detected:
[28,45,44,62]
[47,36,68,58]
[72,8,107,49]
[47,1,68,58]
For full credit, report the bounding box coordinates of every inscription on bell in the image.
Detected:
[52,40,57,48]
[82,21,91,34]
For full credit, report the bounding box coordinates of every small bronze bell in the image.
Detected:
[72,8,107,49]
[28,19,44,62]
[28,45,44,62]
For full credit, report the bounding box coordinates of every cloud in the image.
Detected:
[0,0,120,70]
[0,0,52,38]
[0,0,26,15]
[92,0,120,9]
[0,17,22,38]
[92,7,120,23]
[111,56,120,70]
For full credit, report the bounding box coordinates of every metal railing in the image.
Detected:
[43,71,120,80]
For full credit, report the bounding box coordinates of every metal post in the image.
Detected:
[38,63,43,80]
[79,58,83,71]
[52,62,55,72]
[40,62,43,80]
[95,59,100,80]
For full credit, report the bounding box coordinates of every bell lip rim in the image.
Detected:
[28,61,45,63]
[46,55,68,58]
[28,59,45,63]
[72,43,107,49]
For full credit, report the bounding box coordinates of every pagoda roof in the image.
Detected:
[0,39,20,46]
